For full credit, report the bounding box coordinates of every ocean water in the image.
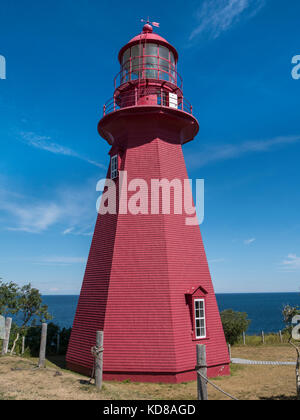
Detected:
[216,293,299,335]
[42,292,300,335]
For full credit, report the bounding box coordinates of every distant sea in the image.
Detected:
[42,293,300,335]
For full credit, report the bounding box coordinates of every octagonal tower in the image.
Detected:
[66,23,230,383]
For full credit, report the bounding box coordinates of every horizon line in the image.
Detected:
[41,291,300,296]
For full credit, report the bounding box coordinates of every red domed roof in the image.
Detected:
[118,26,178,63]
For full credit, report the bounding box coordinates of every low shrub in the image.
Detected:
[221,309,251,345]
[1,321,71,356]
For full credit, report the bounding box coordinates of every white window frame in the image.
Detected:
[111,154,118,179]
[194,298,206,339]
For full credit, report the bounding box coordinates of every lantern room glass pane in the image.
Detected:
[131,44,142,79]
[170,52,176,83]
[159,46,170,82]
[159,45,169,60]
[144,56,158,78]
[170,51,175,65]
[122,48,130,69]
[121,48,130,83]
[144,43,158,57]
[144,43,158,79]
[159,58,169,81]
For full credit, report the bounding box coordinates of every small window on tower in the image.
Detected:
[194,299,206,339]
[111,155,118,179]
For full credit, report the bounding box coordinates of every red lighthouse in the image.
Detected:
[66,22,230,383]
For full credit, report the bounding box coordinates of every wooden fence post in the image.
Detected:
[243,332,246,345]
[227,343,231,361]
[22,336,25,355]
[38,323,47,368]
[262,331,265,344]
[1,317,12,355]
[279,330,283,343]
[196,344,208,400]
[95,331,104,390]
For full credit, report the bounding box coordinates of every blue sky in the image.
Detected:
[0,0,299,294]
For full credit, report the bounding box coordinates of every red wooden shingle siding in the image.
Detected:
[66,128,229,376]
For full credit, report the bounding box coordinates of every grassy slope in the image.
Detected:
[0,345,298,400]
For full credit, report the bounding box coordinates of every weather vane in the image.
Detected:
[141,17,160,28]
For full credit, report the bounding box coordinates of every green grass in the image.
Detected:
[235,332,290,346]
[0,392,16,400]
[229,363,244,376]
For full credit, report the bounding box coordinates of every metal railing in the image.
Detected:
[102,87,193,116]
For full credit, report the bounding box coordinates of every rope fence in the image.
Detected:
[196,369,239,400]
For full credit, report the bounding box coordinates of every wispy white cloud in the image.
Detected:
[280,254,300,271]
[244,238,255,245]
[186,135,300,168]
[3,202,62,233]
[62,226,93,237]
[34,256,87,265]
[62,227,74,235]
[189,0,266,41]
[0,177,98,234]
[20,131,106,169]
